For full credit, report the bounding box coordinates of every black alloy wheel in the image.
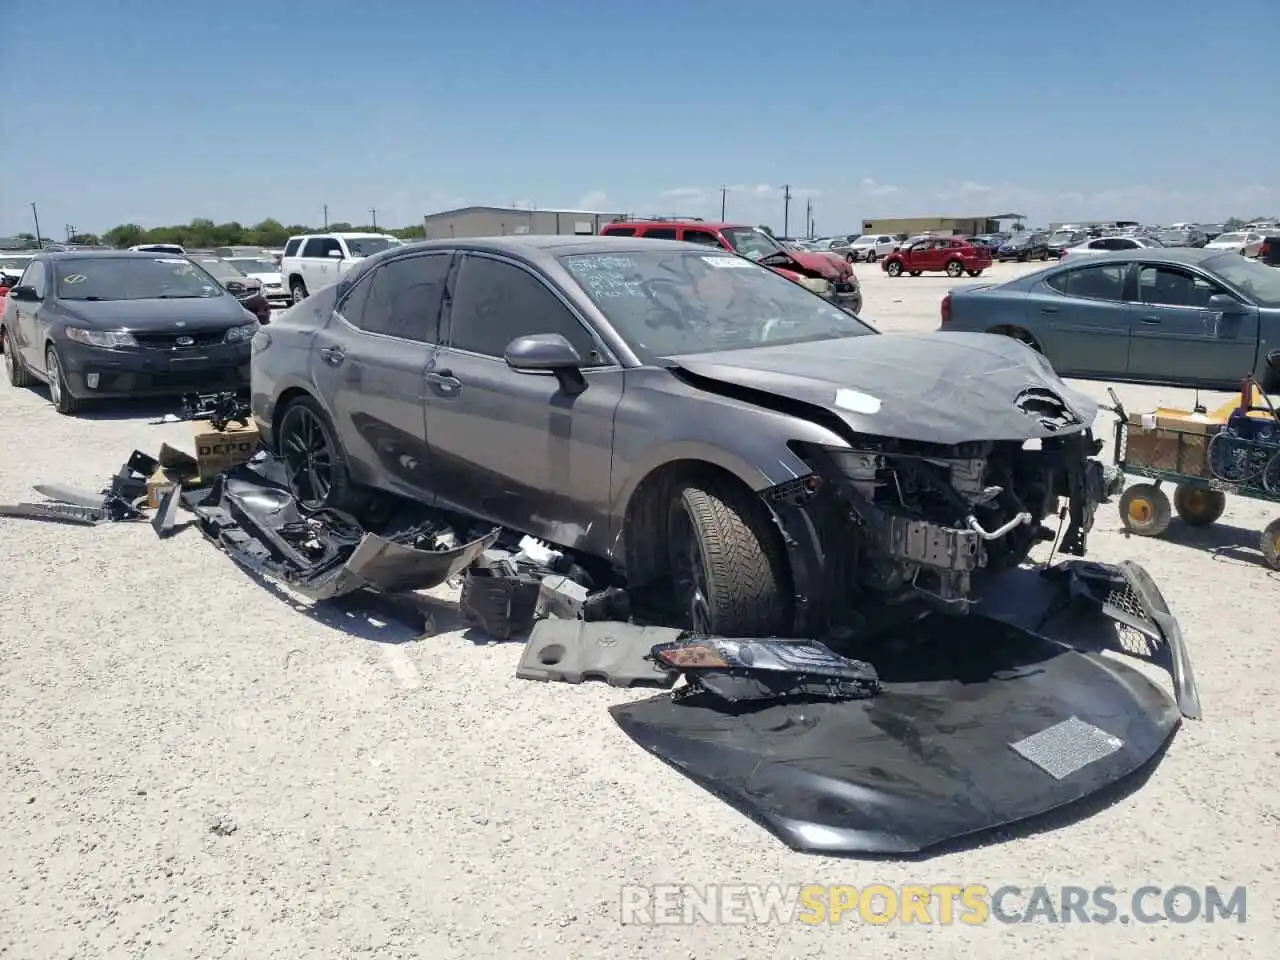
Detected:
[668,504,714,635]
[279,402,337,509]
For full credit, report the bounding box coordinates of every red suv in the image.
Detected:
[600,218,862,314]
[880,237,991,278]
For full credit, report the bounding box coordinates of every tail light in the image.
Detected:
[1259,240,1271,260]
[940,293,952,325]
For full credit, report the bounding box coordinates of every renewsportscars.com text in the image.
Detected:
[619,883,1247,926]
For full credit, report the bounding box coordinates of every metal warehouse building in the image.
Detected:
[859,213,1025,237]
[421,205,626,240]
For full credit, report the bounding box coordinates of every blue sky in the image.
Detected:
[2,0,1276,236]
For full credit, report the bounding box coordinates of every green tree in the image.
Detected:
[250,218,289,246]
[68,233,101,245]
[328,222,354,232]
[1223,217,1245,230]
[103,224,146,248]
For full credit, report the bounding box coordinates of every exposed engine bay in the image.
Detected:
[772,427,1120,620]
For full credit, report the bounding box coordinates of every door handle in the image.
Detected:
[1139,317,1161,325]
[319,345,345,366]
[1040,306,1059,313]
[425,369,462,396]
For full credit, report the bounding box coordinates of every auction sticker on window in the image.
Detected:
[156,258,189,264]
[701,256,753,269]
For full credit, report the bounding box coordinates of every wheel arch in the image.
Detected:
[615,450,786,586]
[986,323,1043,352]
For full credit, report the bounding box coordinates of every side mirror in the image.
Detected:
[327,249,344,259]
[1207,293,1244,314]
[9,285,39,301]
[505,333,587,395]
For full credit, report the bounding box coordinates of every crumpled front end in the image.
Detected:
[767,414,1122,621]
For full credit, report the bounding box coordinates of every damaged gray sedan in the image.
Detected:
[251,236,1119,637]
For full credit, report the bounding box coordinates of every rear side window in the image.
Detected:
[641,228,678,240]
[341,254,450,342]
[21,261,47,297]
[603,226,635,237]
[301,237,330,257]
[284,238,302,257]
[1045,264,1127,301]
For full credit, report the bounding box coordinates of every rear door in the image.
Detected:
[309,252,452,498]
[422,252,623,545]
[1035,262,1134,377]
[301,236,341,292]
[1126,263,1260,387]
[11,260,48,369]
[914,240,947,271]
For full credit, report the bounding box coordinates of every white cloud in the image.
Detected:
[661,186,712,203]
[577,189,611,210]
[860,177,901,198]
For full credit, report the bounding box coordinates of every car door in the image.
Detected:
[422,252,624,547]
[12,259,49,369]
[1035,262,1134,377]
[1126,263,1260,387]
[915,240,947,271]
[309,252,452,499]
[300,237,338,293]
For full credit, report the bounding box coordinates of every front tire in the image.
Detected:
[1119,483,1172,537]
[45,345,83,415]
[666,480,788,637]
[885,260,902,277]
[2,327,33,387]
[277,396,355,511]
[865,250,877,263]
[290,279,308,305]
[1173,484,1226,526]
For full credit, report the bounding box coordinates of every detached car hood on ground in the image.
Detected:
[669,332,1099,445]
[58,295,252,330]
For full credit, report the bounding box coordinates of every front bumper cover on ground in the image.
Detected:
[611,558,1196,857]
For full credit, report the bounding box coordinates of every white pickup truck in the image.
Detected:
[280,232,402,304]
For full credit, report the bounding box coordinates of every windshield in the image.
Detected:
[196,259,246,281]
[719,227,784,261]
[560,250,875,359]
[1209,255,1280,308]
[1213,233,1245,244]
[345,236,398,257]
[227,257,278,273]
[55,257,224,301]
[1049,232,1076,242]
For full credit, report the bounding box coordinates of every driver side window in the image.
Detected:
[447,256,607,365]
[21,261,47,297]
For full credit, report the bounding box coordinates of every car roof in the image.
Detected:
[1058,247,1224,266]
[383,235,699,259]
[41,250,184,262]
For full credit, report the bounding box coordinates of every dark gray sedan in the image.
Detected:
[941,248,1280,389]
[251,236,1120,637]
[2,251,259,413]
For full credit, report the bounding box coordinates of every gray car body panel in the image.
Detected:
[251,236,1097,575]
[944,248,1278,389]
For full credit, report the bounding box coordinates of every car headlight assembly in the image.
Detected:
[64,327,137,348]
[799,277,833,296]
[224,322,258,344]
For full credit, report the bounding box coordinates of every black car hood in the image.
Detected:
[669,332,1099,444]
[57,294,250,331]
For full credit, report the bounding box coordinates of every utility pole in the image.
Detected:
[30,203,43,246]
[805,198,813,238]
[369,209,378,229]
[782,185,792,238]
[323,204,329,229]
[720,186,727,220]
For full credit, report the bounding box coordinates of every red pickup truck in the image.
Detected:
[881,237,991,278]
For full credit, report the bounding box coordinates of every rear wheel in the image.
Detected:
[1039,249,1049,261]
[1173,484,1226,526]
[1261,518,1280,570]
[966,269,984,277]
[290,278,308,305]
[277,396,355,511]
[2,327,33,388]
[945,259,964,278]
[865,250,877,263]
[1119,483,1172,537]
[45,345,83,415]
[885,260,902,277]
[666,480,788,637]
[909,270,923,277]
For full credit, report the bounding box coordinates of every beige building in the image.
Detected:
[421,205,626,240]
[860,213,1025,237]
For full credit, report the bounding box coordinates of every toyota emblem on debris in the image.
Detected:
[176,336,194,346]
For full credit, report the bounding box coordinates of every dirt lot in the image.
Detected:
[1,261,1276,959]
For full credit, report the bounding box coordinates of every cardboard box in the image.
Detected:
[1126,407,1223,436]
[1124,425,1212,477]
[146,466,183,509]
[191,419,260,480]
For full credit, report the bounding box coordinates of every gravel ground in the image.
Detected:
[1,261,1276,959]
